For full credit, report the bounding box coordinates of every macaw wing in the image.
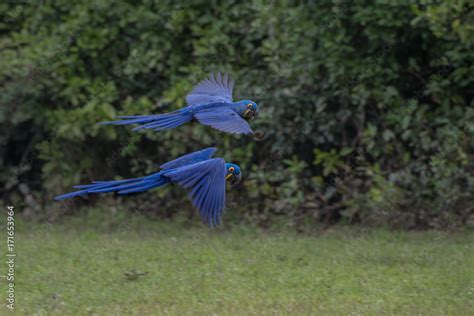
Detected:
[194,108,253,135]
[166,158,226,226]
[160,147,217,170]
[186,73,234,106]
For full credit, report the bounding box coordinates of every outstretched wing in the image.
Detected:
[194,108,253,135]
[186,73,234,106]
[160,147,217,170]
[166,158,226,226]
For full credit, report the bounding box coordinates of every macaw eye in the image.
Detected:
[228,166,235,173]
[247,103,252,109]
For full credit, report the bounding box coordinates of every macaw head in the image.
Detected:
[225,163,242,186]
[234,100,259,121]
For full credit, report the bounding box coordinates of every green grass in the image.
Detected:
[7,211,474,315]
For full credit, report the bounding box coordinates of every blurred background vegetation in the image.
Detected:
[1,0,473,229]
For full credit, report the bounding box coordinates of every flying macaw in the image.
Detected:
[54,148,242,226]
[100,73,259,135]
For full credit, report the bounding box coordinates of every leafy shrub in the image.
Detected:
[1,1,472,228]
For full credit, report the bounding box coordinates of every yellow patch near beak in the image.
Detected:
[243,109,251,117]
[226,174,233,180]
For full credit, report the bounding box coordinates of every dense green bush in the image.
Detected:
[1,0,473,228]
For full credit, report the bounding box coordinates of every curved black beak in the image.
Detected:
[243,109,257,121]
[226,173,242,186]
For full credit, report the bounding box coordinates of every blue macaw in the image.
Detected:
[54,148,242,226]
[100,73,259,135]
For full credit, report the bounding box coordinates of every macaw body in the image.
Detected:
[100,73,259,135]
[54,148,242,226]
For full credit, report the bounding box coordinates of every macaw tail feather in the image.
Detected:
[54,173,169,201]
[99,110,193,132]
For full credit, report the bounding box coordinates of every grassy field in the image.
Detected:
[5,211,474,315]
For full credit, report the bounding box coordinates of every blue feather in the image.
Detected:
[166,158,226,226]
[194,108,253,135]
[160,147,217,170]
[54,174,169,201]
[186,72,234,106]
[101,111,193,131]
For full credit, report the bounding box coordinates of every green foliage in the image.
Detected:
[1,1,473,228]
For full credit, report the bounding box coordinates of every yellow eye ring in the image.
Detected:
[247,103,252,109]
[228,166,235,172]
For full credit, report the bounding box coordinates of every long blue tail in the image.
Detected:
[99,109,193,132]
[54,173,169,201]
